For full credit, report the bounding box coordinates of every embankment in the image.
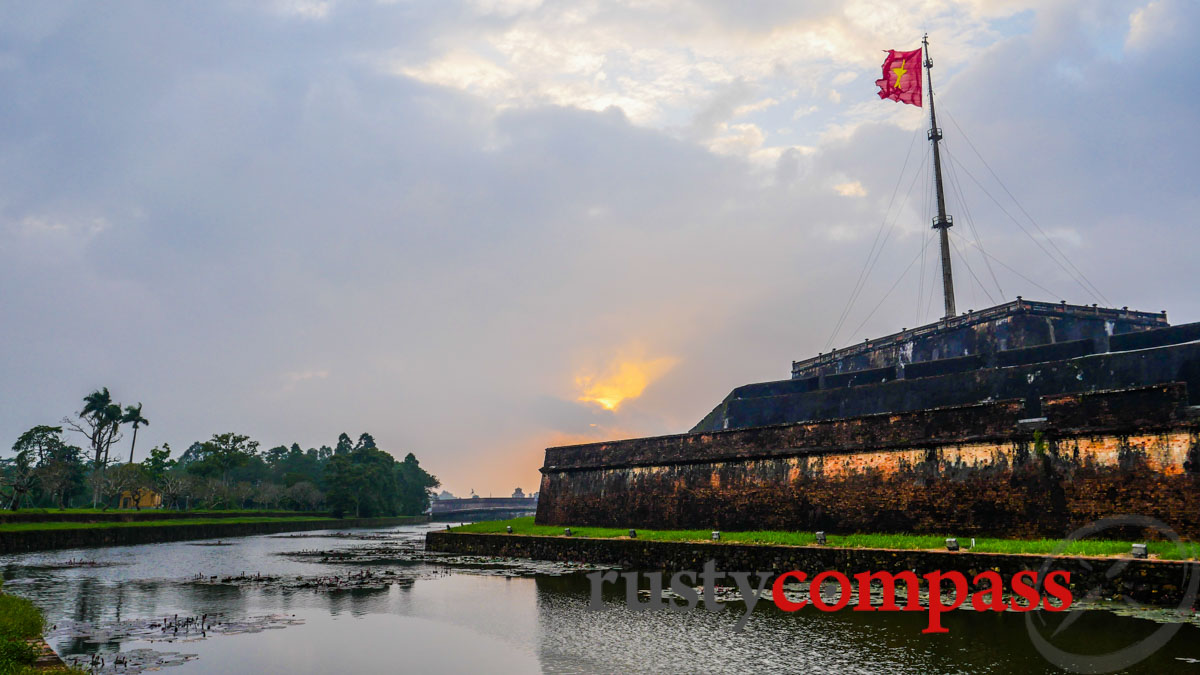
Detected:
[0,584,67,671]
[0,510,331,524]
[1,516,428,554]
[426,531,1200,608]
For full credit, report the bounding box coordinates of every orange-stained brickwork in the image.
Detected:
[537,385,1200,538]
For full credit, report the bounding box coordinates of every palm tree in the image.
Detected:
[123,403,149,464]
[99,403,122,466]
[70,387,125,507]
[80,387,125,465]
[81,387,112,419]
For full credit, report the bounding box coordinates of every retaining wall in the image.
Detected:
[426,531,1200,608]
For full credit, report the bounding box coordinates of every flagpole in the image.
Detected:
[923,34,957,319]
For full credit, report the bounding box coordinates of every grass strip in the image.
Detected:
[0,581,85,675]
[0,517,336,533]
[0,508,318,516]
[451,517,1200,561]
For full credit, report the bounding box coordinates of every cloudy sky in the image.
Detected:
[2,0,1197,495]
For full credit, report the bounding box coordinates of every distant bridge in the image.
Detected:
[430,497,538,522]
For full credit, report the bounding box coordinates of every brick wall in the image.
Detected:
[538,385,1200,538]
[426,532,1200,609]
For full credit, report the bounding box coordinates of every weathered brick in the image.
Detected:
[537,385,1200,538]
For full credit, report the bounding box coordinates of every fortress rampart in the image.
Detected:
[695,320,1200,432]
[536,384,1200,538]
[790,298,1167,380]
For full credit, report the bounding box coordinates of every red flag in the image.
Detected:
[876,48,922,107]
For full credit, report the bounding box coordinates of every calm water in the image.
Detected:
[2,523,1199,674]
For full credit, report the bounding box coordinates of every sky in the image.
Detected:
[2,0,1198,496]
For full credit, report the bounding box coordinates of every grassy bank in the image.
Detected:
[452,517,1200,561]
[1,515,426,554]
[1,508,313,515]
[0,509,331,524]
[0,516,335,533]
[0,582,82,675]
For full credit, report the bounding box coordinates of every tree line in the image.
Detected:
[0,388,439,517]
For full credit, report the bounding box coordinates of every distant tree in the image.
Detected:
[322,439,439,518]
[9,426,88,509]
[286,481,325,512]
[15,414,442,517]
[324,453,367,517]
[157,469,191,510]
[178,442,206,466]
[122,403,149,464]
[112,463,154,510]
[82,389,125,467]
[201,478,228,509]
[36,453,84,509]
[141,444,176,483]
[324,446,405,517]
[255,482,285,510]
[230,452,270,485]
[63,388,125,506]
[230,482,255,509]
[1,447,38,510]
[93,464,140,510]
[13,425,65,464]
[16,426,87,509]
[396,453,439,515]
[186,433,258,485]
[264,444,289,468]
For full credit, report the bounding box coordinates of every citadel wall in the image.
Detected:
[695,323,1200,432]
[537,384,1200,539]
[790,299,1167,380]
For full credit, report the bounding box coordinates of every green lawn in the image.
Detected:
[1,508,315,515]
[0,516,335,533]
[451,517,1200,561]
[0,581,85,674]
[0,588,42,640]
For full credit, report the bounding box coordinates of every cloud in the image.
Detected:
[834,181,868,197]
[733,97,781,116]
[397,50,518,95]
[575,354,679,412]
[271,0,333,21]
[707,122,766,156]
[378,0,1021,155]
[1125,0,1184,51]
[285,370,330,384]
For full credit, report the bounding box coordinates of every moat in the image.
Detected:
[3,523,1200,674]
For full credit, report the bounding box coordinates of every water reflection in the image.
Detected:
[529,573,1200,674]
[2,524,1199,674]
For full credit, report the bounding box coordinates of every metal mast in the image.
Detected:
[924,34,956,319]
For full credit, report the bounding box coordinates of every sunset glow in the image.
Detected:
[575,356,678,411]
